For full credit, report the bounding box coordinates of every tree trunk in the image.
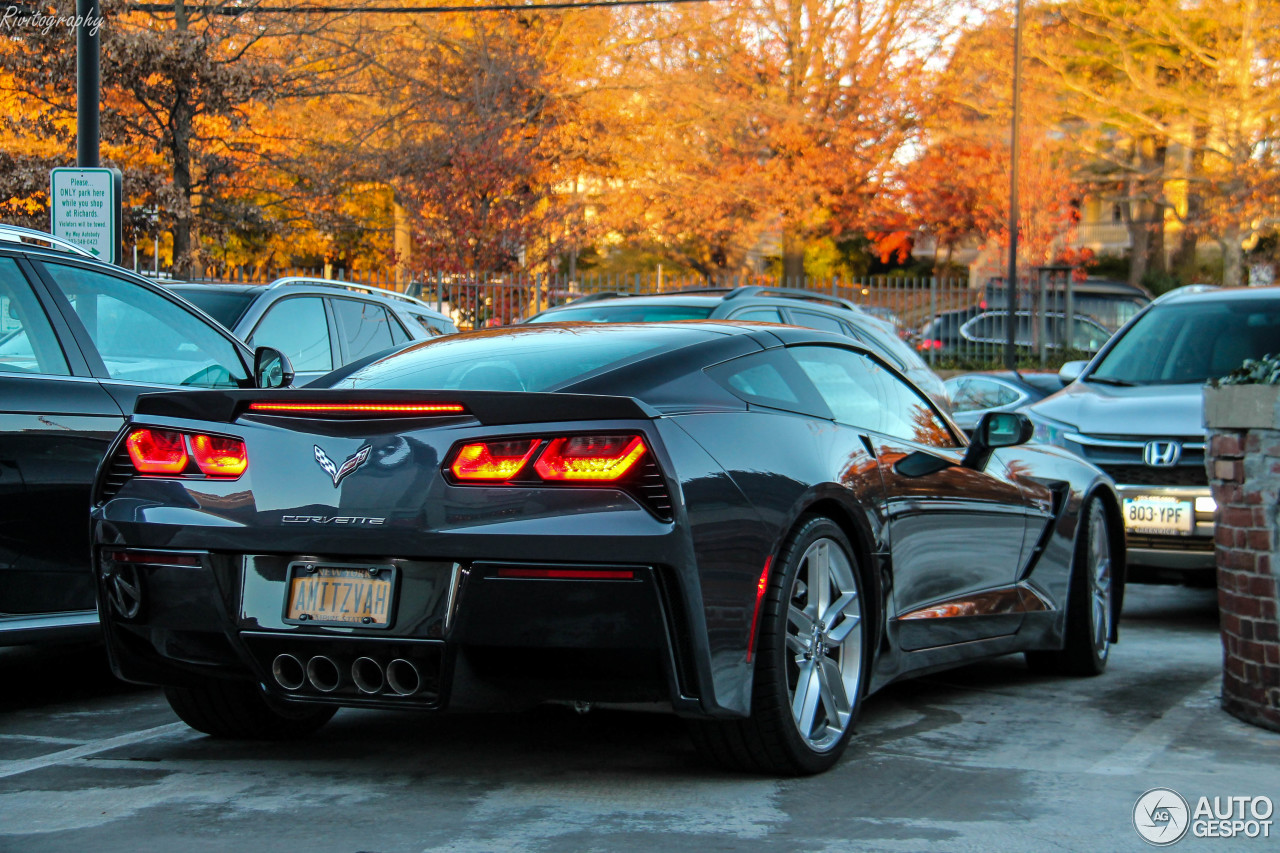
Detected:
[1222,228,1245,287]
[781,224,805,285]
[1146,141,1168,276]
[170,0,196,278]
[1126,195,1150,288]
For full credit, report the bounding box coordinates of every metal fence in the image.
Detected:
[188,267,1117,369]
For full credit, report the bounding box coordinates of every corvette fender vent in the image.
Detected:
[636,457,673,521]
[96,444,136,503]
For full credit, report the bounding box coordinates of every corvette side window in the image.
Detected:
[789,345,958,448]
[705,349,831,418]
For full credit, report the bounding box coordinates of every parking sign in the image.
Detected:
[50,167,122,264]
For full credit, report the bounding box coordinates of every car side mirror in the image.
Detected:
[961,412,1033,471]
[253,346,294,389]
[1058,360,1088,384]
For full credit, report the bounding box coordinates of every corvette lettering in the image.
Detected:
[281,516,385,525]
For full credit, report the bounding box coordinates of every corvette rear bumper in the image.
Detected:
[94,547,710,716]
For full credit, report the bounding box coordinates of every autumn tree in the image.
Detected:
[0,0,363,276]
[597,0,965,280]
[908,9,1085,283]
[1027,0,1280,286]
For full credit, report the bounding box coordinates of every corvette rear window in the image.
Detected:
[330,325,718,392]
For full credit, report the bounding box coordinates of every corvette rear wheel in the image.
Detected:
[690,516,867,775]
[1026,495,1114,677]
[164,680,337,739]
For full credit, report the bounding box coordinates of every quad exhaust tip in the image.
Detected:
[306,655,341,693]
[271,653,306,691]
[273,652,421,696]
[351,656,385,694]
[386,658,421,696]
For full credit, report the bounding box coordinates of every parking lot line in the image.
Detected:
[0,734,86,746]
[0,722,190,780]
[1087,675,1221,775]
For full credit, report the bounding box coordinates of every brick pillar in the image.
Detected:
[1205,427,1280,732]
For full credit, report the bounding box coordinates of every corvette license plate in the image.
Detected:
[1123,496,1194,536]
[284,562,396,628]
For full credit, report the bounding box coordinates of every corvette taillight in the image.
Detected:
[535,435,648,482]
[450,439,539,481]
[126,428,189,474]
[445,433,649,485]
[190,434,249,477]
[124,428,247,479]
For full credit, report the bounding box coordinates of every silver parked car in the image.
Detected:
[1021,286,1280,582]
[168,278,457,385]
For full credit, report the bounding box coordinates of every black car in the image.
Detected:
[92,322,1123,775]
[0,226,292,645]
[983,277,1152,332]
[167,279,458,385]
[526,286,950,407]
[915,308,1112,356]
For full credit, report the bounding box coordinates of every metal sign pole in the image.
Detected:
[76,0,100,168]
[1005,0,1023,371]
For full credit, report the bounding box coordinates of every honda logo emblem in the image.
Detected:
[1143,440,1182,467]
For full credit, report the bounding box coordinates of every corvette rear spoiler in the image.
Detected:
[133,389,660,427]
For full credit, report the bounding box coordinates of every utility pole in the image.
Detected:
[76,0,101,167]
[1005,0,1023,371]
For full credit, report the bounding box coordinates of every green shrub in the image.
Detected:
[1216,353,1280,386]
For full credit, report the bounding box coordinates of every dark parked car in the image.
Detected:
[1023,286,1280,582]
[984,277,1151,332]
[915,279,1149,356]
[527,286,949,406]
[0,226,291,645]
[168,279,457,385]
[93,321,1122,775]
[944,371,1064,435]
[960,311,1113,354]
[917,309,1112,357]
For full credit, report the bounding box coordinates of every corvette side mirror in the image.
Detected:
[254,346,295,389]
[962,412,1033,471]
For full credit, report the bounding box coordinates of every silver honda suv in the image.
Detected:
[1021,286,1280,582]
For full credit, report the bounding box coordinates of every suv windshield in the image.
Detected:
[1089,297,1280,386]
[529,304,714,323]
[170,286,258,329]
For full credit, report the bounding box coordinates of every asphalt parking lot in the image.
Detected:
[1,583,1276,853]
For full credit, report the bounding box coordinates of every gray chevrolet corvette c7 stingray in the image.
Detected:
[92,321,1124,775]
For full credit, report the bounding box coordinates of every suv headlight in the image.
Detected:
[1022,411,1075,448]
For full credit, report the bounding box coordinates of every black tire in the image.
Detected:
[164,680,337,739]
[1026,495,1115,677]
[690,515,868,775]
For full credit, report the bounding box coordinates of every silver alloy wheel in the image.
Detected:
[1087,500,1113,659]
[785,537,863,752]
